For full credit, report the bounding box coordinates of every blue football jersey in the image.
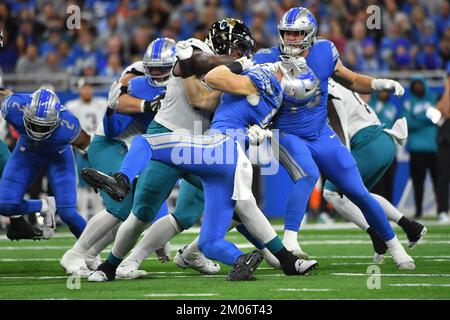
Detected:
[103,76,165,138]
[1,93,81,153]
[253,39,339,139]
[211,66,283,134]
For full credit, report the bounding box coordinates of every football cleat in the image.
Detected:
[87,270,110,282]
[116,260,147,280]
[404,221,427,248]
[81,169,130,202]
[7,216,50,241]
[227,250,264,281]
[41,196,56,229]
[373,253,385,264]
[155,242,171,263]
[388,243,416,270]
[367,227,387,263]
[174,245,220,275]
[261,248,282,269]
[294,259,318,275]
[60,249,92,277]
[87,261,117,282]
[282,241,309,260]
[85,255,102,271]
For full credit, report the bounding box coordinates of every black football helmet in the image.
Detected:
[205,18,256,58]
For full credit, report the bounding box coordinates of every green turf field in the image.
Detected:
[0,221,449,300]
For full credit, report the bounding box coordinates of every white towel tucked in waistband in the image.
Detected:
[232,142,253,201]
[383,117,408,146]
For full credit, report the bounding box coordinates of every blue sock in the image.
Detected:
[350,192,395,241]
[0,200,42,216]
[236,224,265,250]
[120,135,152,184]
[284,176,316,231]
[58,207,87,238]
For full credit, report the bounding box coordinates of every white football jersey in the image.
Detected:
[154,38,214,134]
[66,97,108,138]
[328,79,380,147]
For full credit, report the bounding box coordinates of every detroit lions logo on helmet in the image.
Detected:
[279,58,320,109]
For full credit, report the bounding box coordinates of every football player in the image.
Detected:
[323,79,426,263]
[0,88,90,238]
[252,7,414,269]
[60,38,175,276]
[83,55,319,281]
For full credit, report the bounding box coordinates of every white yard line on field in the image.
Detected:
[144,293,219,297]
[274,288,336,292]
[389,283,450,287]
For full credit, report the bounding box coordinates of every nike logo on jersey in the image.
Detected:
[58,149,66,154]
[329,134,336,139]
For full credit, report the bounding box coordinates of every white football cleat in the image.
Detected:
[87,270,110,282]
[388,239,416,270]
[373,252,385,264]
[41,196,56,229]
[60,249,92,277]
[295,259,318,275]
[261,248,281,269]
[116,260,147,279]
[85,255,102,271]
[438,212,450,224]
[174,245,220,274]
[282,240,309,260]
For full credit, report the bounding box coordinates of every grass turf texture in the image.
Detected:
[0,222,449,300]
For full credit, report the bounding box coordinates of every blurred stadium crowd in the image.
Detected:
[0,0,449,77]
[0,0,449,227]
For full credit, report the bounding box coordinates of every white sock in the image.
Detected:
[111,214,149,260]
[235,197,277,244]
[323,190,370,230]
[126,214,180,263]
[40,199,48,213]
[371,193,403,223]
[72,209,121,254]
[283,229,299,247]
[86,223,121,259]
[182,236,202,258]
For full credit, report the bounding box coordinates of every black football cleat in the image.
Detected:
[81,169,130,202]
[400,218,427,248]
[87,261,117,282]
[367,227,388,255]
[7,216,47,241]
[227,250,264,281]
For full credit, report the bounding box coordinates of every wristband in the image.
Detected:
[120,85,128,94]
[179,58,195,78]
[226,61,243,74]
[140,100,146,113]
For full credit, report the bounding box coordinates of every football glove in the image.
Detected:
[108,80,122,111]
[247,124,272,146]
[371,79,405,96]
[175,41,193,61]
